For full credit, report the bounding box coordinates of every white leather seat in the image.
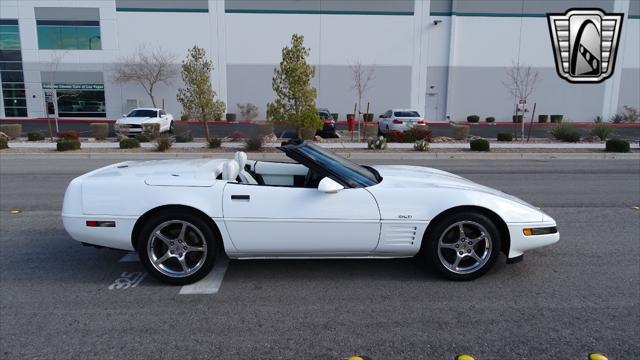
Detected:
[235,151,258,184]
[222,160,240,181]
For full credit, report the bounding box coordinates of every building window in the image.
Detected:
[0,22,20,50]
[1,19,27,117]
[37,20,101,50]
[44,84,106,118]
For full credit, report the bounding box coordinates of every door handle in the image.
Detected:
[231,195,250,201]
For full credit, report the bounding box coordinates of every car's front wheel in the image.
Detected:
[169,121,174,133]
[137,211,217,285]
[425,211,501,280]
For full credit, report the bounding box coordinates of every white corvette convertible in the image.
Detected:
[62,141,559,284]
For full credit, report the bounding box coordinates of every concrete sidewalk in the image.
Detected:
[6,140,640,150]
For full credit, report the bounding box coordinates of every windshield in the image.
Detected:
[394,111,420,117]
[294,143,380,188]
[127,109,157,118]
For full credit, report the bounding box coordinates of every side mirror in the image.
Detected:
[379,114,384,118]
[318,177,344,193]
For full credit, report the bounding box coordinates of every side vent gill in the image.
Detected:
[382,224,418,246]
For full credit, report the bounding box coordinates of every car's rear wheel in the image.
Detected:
[137,211,217,285]
[425,212,501,280]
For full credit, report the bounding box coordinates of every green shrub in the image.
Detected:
[141,123,160,138]
[497,132,513,142]
[367,136,387,150]
[208,137,222,149]
[610,114,624,124]
[385,130,407,142]
[173,122,191,136]
[180,114,190,121]
[470,138,490,151]
[90,123,109,140]
[136,131,152,142]
[56,139,81,151]
[452,125,469,140]
[226,113,237,122]
[0,138,8,149]
[538,115,548,123]
[550,114,563,123]
[591,122,613,141]
[299,128,315,140]
[404,126,432,142]
[58,130,80,140]
[485,117,495,123]
[245,136,264,151]
[0,124,21,139]
[155,135,173,152]
[550,123,581,142]
[119,138,140,149]
[605,139,630,153]
[414,139,429,151]
[512,115,523,123]
[175,133,193,143]
[467,115,480,123]
[27,132,45,141]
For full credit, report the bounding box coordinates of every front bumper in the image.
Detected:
[506,220,559,259]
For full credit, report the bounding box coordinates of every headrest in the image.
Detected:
[234,151,248,170]
[222,160,240,181]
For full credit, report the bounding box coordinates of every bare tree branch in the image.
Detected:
[112,46,178,107]
[349,60,375,114]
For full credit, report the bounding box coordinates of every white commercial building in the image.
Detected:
[0,0,638,122]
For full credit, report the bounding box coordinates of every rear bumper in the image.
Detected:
[506,221,559,259]
[62,214,137,251]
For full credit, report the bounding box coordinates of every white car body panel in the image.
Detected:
[62,154,558,262]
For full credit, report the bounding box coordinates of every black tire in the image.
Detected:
[137,210,218,285]
[424,211,501,281]
[169,121,174,134]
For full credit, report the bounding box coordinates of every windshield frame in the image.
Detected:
[278,141,381,188]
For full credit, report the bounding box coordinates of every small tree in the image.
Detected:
[113,46,178,108]
[176,46,225,141]
[503,62,538,139]
[267,34,321,138]
[238,103,259,121]
[350,61,375,116]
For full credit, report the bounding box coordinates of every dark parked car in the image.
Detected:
[317,108,338,138]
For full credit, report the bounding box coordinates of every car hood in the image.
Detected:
[372,165,536,208]
[116,117,158,125]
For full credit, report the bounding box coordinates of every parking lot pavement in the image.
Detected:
[1,157,639,359]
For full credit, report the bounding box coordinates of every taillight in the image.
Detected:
[323,119,334,125]
[86,220,116,227]
[417,121,426,125]
[392,119,403,124]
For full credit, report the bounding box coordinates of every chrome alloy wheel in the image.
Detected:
[146,220,208,278]
[437,220,492,275]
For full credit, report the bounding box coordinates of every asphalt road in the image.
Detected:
[1,156,639,359]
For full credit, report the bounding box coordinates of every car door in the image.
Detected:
[222,182,381,255]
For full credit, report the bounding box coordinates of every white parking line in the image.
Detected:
[179,256,230,295]
[119,252,140,262]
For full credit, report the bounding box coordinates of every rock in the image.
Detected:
[117,134,129,141]
[431,136,454,143]
[313,135,325,142]
[262,133,278,143]
[0,132,9,141]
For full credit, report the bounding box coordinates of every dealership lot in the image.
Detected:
[1,157,638,359]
